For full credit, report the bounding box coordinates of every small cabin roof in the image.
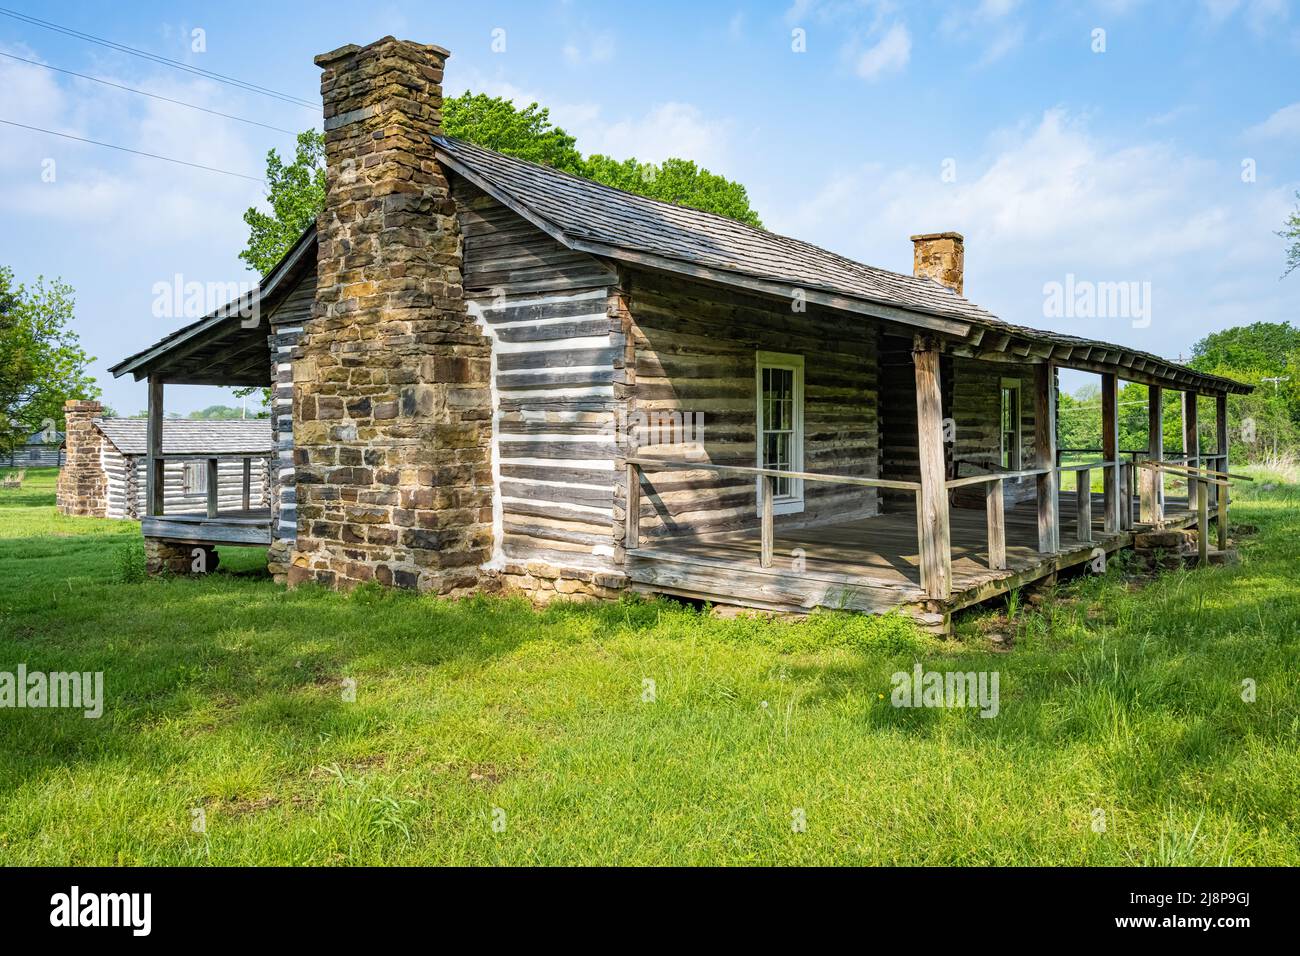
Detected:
[93,418,273,456]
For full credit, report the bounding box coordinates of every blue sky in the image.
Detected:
[1,0,1297,414]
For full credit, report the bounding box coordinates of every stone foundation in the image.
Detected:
[144,539,220,576]
[267,538,291,584]
[56,399,107,517]
[499,564,628,605]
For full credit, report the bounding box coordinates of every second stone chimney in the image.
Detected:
[290,36,494,593]
[911,232,965,295]
[56,399,106,517]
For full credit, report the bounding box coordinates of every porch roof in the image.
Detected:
[108,227,315,386]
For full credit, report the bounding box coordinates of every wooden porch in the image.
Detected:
[626,489,1196,625]
[140,505,273,547]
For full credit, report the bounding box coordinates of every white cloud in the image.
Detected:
[976,22,1026,65]
[579,102,732,169]
[562,31,616,66]
[854,23,911,80]
[0,41,287,415]
[1247,101,1300,139]
[449,65,735,172]
[1200,0,1291,34]
[766,108,1297,360]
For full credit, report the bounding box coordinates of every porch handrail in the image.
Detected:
[944,468,1050,489]
[624,456,935,589]
[1141,459,1252,482]
[624,456,922,491]
[1133,459,1239,560]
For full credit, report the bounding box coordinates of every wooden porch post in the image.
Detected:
[1101,372,1120,533]
[913,335,951,599]
[1216,393,1229,508]
[760,475,774,569]
[206,457,219,518]
[985,477,1006,571]
[1216,393,1230,550]
[1183,391,1199,512]
[1197,483,1209,566]
[1141,384,1163,523]
[242,457,252,512]
[1075,468,1092,543]
[146,376,164,517]
[1033,361,1059,554]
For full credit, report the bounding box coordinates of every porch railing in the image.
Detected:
[1134,459,1250,562]
[624,451,1248,601]
[624,456,927,586]
[146,452,272,520]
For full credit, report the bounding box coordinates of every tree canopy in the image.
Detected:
[0,267,98,453]
[239,131,327,276]
[240,93,763,274]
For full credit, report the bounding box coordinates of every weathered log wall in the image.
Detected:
[129,457,268,517]
[623,270,881,541]
[266,270,311,581]
[455,178,625,600]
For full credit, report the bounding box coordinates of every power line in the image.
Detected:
[0,50,298,134]
[0,118,265,182]
[0,7,317,109]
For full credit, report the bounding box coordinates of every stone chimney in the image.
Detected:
[910,232,964,295]
[56,399,106,517]
[290,36,494,593]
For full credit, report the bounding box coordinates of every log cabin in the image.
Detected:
[3,429,63,468]
[56,408,270,524]
[95,35,1250,631]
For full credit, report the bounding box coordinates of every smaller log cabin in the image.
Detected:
[100,35,1252,632]
[3,429,63,468]
[56,409,271,525]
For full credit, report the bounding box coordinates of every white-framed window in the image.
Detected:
[183,461,207,496]
[755,350,804,515]
[999,377,1021,471]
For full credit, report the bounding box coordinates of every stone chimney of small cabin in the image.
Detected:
[290,36,494,593]
[910,232,964,295]
[56,399,107,517]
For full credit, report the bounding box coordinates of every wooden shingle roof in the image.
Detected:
[434,136,998,329]
[94,418,272,456]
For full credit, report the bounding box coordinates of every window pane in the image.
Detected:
[758,359,800,501]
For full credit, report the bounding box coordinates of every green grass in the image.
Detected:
[0,465,1297,865]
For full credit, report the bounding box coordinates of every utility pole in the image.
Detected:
[1261,375,1291,459]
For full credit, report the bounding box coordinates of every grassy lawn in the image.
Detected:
[0,465,1297,865]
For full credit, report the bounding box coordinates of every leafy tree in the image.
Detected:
[240,95,763,274]
[1190,321,1300,463]
[239,131,328,275]
[0,267,98,453]
[188,404,255,420]
[1190,321,1300,373]
[443,94,586,174]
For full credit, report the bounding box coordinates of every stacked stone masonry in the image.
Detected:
[289,37,494,594]
[56,399,107,517]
